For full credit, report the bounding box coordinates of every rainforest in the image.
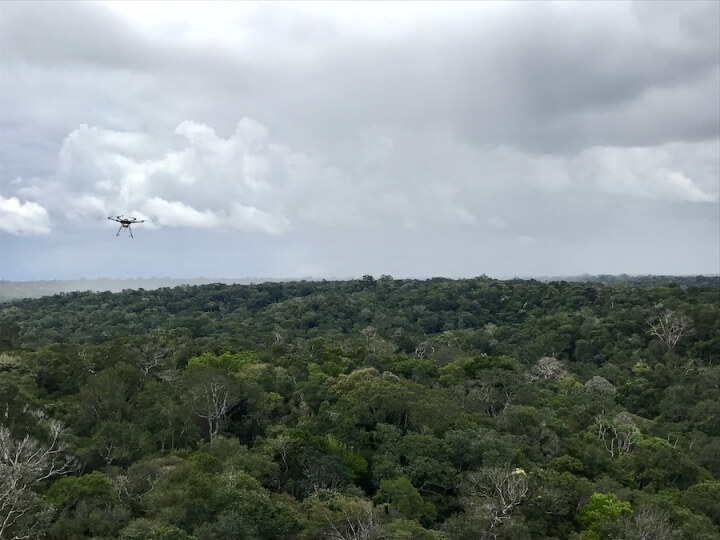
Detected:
[1,275,719,539]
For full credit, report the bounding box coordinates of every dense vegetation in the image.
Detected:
[0,278,267,303]
[1,275,719,539]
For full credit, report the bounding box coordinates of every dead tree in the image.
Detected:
[1,415,78,539]
[647,310,693,350]
[465,465,530,527]
[186,370,237,441]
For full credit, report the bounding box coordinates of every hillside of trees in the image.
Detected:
[2,275,717,303]
[0,278,287,303]
[1,276,719,539]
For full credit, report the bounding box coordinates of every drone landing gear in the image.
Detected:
[116,226,134,238]
[108,216,144,237]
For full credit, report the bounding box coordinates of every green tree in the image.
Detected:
[119,519,195,540]
[0,319,21,352]
[47,471,130,539]
[300,490,381,540]
[376,476,436,524]
[682,480,720,527]
[575,493,632,540]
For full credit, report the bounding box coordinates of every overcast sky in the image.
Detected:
[1,1,718,281]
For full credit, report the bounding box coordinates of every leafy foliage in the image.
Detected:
[0,275,718,538]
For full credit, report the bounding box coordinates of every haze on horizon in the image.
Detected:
[1,1,719,281]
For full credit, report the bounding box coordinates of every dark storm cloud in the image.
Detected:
[0,1,154,69]
[2,1,717,153]
[191,0,720,152]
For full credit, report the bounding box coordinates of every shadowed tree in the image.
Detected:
[185,367,239,441]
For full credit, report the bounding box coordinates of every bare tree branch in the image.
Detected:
[187,372,237,441]
[647,310,693,350]
[0,415,78,539]
[465,465,529,527]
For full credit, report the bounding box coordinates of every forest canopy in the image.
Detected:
[1,275,718,539]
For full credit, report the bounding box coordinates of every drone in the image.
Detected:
[107,215,146,238]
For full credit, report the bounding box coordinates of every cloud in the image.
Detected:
[0,1,717,277]
[4,117,717,243]
[11,118,500,234]
[3,2,717,157]
[0,1,157,69]
[140,198,218,228]
[0,196,51,235]
[488,217,508,230]
[576,145,719,202]
[49,120,294,233]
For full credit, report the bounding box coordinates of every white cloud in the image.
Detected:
[4,119,717,244]
[0,196,51,235]
[228,203,289,234]
[42,119,292,233]
[576,145,719,202]
[12,119,497,234]
[141,198,218,228]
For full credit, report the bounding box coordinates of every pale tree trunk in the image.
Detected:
[647,310,692,350]
[188,373,237,441]
[0,417,78,540]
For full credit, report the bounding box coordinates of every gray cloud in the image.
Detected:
[0,1,718,278]
[4,1,717,152]
[0,1,155,69]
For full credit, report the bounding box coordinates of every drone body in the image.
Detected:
[107,215,146,238]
